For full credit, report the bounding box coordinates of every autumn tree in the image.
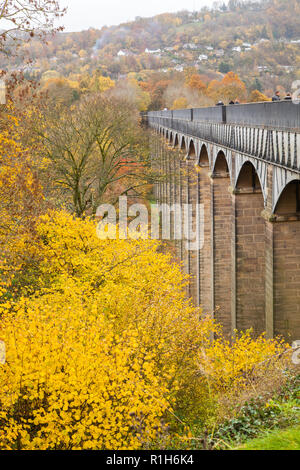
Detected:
[89,72,115,93]
[145,79,171,111]
[0,109,45,291]
[36,94,151,217]
[207,71,247,103]
[186,74,206,94]
[112,77,151,112]
[41,77,80,106]
[172,97,188,109]
[249,89,271,102]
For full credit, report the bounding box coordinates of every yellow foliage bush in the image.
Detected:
[0,291,170,450]
[0,211,216,449]
[0,112,44,293]
[249,90,271,102]
[199,330,288,393]
[172,97,188,109]
[0,210,289,449]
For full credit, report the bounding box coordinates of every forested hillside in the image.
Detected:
[1,0,299,104]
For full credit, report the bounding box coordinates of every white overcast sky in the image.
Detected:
[59,0,222,32]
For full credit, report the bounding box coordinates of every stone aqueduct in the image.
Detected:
[146,101,300,341]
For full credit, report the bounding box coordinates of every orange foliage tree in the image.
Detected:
[207,72,247,104]
[186,74,206,94]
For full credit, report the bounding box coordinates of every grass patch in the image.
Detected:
[239,426,300,450]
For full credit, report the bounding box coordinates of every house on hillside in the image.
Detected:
[257,65,269,73]
[183,43,197,50]
[117,50,135,57]
[215,49,225,57]
[145,48,161,54]
[279,65,295,73]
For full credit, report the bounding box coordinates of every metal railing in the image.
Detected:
[146,102,300,172]
[147,101,300,130]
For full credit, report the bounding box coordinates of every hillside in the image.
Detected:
[1,0,300,107]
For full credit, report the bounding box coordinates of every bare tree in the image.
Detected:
[0,0,66,51]
[36,94,153,218]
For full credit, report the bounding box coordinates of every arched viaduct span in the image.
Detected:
[146,101,300,341]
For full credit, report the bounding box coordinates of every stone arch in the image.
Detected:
[236,161,263,192]
[235,159,267,204]
[165,130,169,140]
[274,180,300,215]
[180,135,187,152]
[187,139,196,158]
[212,146,233,182]
[173,134,179,147]
[272,167,300,214]
[213,150,229,176]
[198,143,209,166]
[169,131,173,144]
